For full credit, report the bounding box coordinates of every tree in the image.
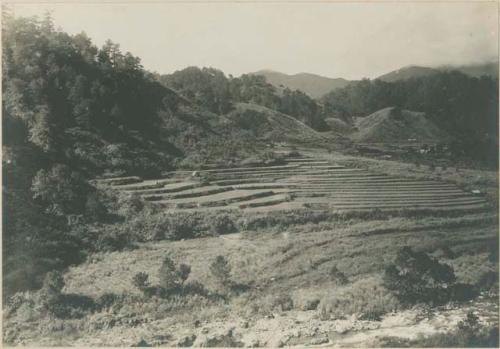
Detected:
[158,256,191,291]
[31,164,91,216]
[209,255,232,287]
[38,270,65,313]
[132,272,150,290]
[383,246,456,305]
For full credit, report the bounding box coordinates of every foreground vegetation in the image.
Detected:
[4,205,498,346]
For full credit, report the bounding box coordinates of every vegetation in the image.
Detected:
[383,246,478,306]
[322,73,499,166]
[380,312,499,347]
[210,255,232,289]
[2,12,498,347]
[158,256,191,291]
[161,67,329,130]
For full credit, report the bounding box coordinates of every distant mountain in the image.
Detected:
[440,62,499,79]
[251,70,351,99]
[376,66,439,82]
[376,62,498,82]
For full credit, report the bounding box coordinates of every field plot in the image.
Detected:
[98,154,489,213]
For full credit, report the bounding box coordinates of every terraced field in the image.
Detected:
[98,155,488,213]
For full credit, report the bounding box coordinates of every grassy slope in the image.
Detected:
[224,103,329,145]
[352,107,447,143]
[6,212,497,346]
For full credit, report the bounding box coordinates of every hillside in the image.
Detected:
[252,70,351,98]
[441,62,499,79]
[223,102,327,144]
[4,151,498,346]
[376,66,439,82]
[377,62,499,82]
[353,107,448,143]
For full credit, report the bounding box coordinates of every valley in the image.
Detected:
[2,9,498,348]
[4,149,498,347]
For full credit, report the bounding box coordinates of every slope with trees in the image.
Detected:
[322,71,499,166]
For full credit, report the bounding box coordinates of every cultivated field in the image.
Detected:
[99,153,488,213]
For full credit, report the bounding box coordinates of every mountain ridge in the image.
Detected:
[252,62,498,98]
[251,70,351,99]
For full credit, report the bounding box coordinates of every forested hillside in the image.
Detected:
[322,73,499,165]
[1,14,330,298]
[160,67,330,130]
[1,14,254,297]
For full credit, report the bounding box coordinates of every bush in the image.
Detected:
[94,227,130,252]
[84,191,109,221]
[209,214,237,235]
[158,256,191,291]
[476,271,498,292]
[42,271,65,294]
[210,256,232,288]
[132,272,150,290]
[383,246,457,305]
[31,165,91,216]
[319,277,399,320]
[272,293,294,311]
[117,192,145,217]
[38,271,65,314]
[329,265,348,285]
[448,283,478,302]
[95,293,123,311]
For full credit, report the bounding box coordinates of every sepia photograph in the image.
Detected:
[2,0,499,347]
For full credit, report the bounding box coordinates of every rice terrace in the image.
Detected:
[100,151,488,213]
[2,2,499,348]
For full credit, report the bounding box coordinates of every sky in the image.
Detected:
[7,1,499,80]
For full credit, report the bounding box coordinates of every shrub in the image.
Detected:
[448,283,477,302]
[272,293,294,311]
[42,271,65,294]
[329,265,348,285]
[158,256,191,291]
[210,256,232,288]
[31,165,91,216]
[488,243,498,264]
[38,271,65,315]
[319,277,399,320]
[132,272,150,290]
[300,298,320,311]
[177,264,192,285]
[476,271,498,292]
[94,227,130,252]
[182,280,210,297]
[209,214,237,235]
[84,191,108,221]
[117,192,145,217]
[5,291,38,319]
[383,246,457,305]
[95,293,123,311]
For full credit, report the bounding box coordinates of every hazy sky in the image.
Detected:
[7,1,499,79]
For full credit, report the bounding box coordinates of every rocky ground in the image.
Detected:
[8,296,496,347]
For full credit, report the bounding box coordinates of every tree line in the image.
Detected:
[160,67,329,130]
[321,73,498,165]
